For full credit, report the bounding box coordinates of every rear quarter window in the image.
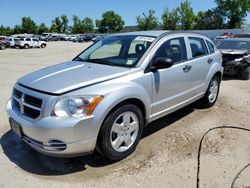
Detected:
[206,40,215,53]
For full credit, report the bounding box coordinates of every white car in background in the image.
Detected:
[7,37,20,47]
[15,38,47,49]
[67,35,78,41]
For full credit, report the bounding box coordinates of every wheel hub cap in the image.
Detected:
[110,112,139,152]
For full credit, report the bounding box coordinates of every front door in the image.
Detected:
[151,37,193,118]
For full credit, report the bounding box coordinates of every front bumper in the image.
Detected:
[6,99,97,157]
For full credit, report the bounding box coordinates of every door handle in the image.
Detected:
[183,65,192,72]
[207,58,213,64]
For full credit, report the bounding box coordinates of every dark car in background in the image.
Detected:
[49,36,62,41]
[233,34,250,38]
[216,38,250,80]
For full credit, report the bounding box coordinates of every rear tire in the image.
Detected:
[24,44,29,49]
[199,75,220,108]
[40,44,46,48]
[241,67,250,80]
[97,104,144,161]
[0,44,6,50]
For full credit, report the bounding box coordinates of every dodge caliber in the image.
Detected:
[6,31,223,160]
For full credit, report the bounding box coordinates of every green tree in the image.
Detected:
[0,25,13,36]
[37,23,49,34]
[82,17,94,33]
[61,14,69,33]
[71,15,83,33]
[136,9,158,31]
[194,9,224,30]
[162,8,179,30]
[21,17,37,34]
[215,0,250,28]
[177,0,195,30]
[96,11,125,33]
[50,17,63,33]
[13,25,22,34]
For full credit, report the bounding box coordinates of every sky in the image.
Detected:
[0,0,249,27]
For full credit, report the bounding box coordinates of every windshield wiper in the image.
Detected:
[73,56,85,62]
[87,59,114,66]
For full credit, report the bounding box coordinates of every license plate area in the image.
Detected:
[9,118,23,137]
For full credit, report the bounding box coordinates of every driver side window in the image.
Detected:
[154,37,187,63]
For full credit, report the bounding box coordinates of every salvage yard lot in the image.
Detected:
[0,42,249,188]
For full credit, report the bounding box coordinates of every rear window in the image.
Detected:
[189,37,208,58]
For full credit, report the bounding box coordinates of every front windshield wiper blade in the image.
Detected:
[73,56,85,62]
[87,59,114,66]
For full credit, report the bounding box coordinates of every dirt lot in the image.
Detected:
[0,42,249,188]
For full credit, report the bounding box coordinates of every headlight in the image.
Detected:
[53,95,103,118]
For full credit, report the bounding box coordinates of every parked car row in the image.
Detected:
[0,37,47,50]
[37,33,108,43]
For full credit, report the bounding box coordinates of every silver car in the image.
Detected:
[6,31,223,160]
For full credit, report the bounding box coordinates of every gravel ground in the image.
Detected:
[0,42,249,188]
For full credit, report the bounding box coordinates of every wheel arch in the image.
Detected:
[103,98,147,126]
[205,62,223,90]
[214,71,222,82]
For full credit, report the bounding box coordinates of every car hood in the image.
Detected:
[18,61,130,94]
[220,49,249,55]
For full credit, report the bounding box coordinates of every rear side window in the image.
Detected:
[26,38,31,41]
[206,40,215,53]
[188,37,208,58]
[154,37,187,63]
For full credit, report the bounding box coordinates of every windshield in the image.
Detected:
[217,40,250,51]
[74,35,155,67]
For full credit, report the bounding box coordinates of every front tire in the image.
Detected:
[200,75,220,108]
[98,104,144,160]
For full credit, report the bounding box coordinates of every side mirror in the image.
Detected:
[151,57,174,71]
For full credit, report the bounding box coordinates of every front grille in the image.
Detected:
[13,88,22,98]
[24,94,43,108]
[12,88,43,119]
[23,106,41,119]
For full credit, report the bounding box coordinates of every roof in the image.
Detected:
[114,30,211,39]
[115,30,169,37]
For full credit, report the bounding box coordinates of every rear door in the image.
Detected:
[186,36,211,95]
[151,37,193,117]
[32,39,39,47]
[26,38,32,46]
